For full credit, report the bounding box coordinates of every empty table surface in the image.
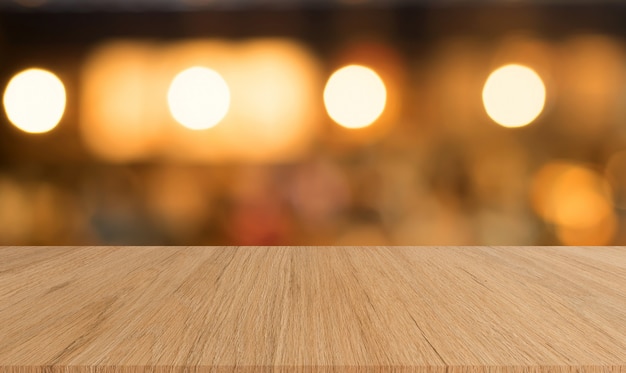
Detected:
[1,246,625,373]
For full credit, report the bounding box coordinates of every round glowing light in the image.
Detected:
[3,68,66,134]
[167,66,230,130]
[530,162,617,245]
[482,64,546,128]
[323,64,387,129]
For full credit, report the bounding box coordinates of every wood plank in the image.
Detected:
[0,246,625,373]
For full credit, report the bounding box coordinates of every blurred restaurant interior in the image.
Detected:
[1,0,626,246]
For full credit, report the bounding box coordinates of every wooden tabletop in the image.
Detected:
[0,246,625,373]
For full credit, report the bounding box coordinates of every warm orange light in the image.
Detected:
[530,162,616,245]
[82,38,320,163]
[228,39,321,161]
[163,38,321,163]
[324,65,387,129]
[167,66,230,130]
[556,215,617,246]
[3,68,66,134]
[80,41,164,162]
[482,64,546,128]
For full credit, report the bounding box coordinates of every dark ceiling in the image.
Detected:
[1,0,625,12]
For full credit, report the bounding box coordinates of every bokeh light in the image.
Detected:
[5,13,626,247]
[324,64,387,129]
[482,64,546,128]
[227,39,321,161]
[324,41,406,146]
[152,39,235,161]
[81,41,164,162]
[530,162,616,245]
[3,68,66,134]
[167,66,230,130]
[161,38,321,163]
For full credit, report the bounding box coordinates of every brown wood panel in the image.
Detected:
[0,246,625,372]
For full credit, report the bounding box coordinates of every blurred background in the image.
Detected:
[1,0,626,246]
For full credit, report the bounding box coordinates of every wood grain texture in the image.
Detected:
[0,246,625,373]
